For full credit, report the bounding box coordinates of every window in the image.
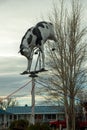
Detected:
[14,115,17,120]
[52,114,56,119]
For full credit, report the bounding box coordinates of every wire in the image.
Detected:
[36,80,48,88]
[36,80,81,102]
[0,80,32,102]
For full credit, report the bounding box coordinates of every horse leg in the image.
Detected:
[26,57,33,72]
[27,50,34,72]
[21,57,33,74]
[23,49,33,73]
[40,45,45,70]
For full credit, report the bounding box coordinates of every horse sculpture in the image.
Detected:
[19,21,57,74]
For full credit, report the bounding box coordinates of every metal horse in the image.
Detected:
[19,21,57,74]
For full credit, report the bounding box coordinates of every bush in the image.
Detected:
[8,119,29,130]
[27,123,51,130]
[41,123,51,130]
[8,121,50,130]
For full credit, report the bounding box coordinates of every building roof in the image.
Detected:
[0,109,11,115]
[6,106,65,115]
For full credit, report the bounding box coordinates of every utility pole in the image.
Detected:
[29,72,38,125]
[29,50,42,124]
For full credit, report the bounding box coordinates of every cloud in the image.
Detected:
[14,95,46,106]
[0,55,49,105]
[0,56,31,96]
[0,56,26,73]
[0,55,42,97]
[0,0,87,106]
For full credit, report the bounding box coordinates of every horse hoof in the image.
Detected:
[40,68,48,72]
[20,71,29,75]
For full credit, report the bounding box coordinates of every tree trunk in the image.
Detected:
[65,97,75,130]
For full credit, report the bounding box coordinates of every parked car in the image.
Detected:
[49,118,87,130]
[49,119,66,129]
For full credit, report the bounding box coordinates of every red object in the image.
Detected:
[78,121,87,128]
[49,119,66,128]
[49,119,87,129]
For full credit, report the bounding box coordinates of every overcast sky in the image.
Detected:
[0,0,53,106]
[0,0,53,56]
[0,0,87,106]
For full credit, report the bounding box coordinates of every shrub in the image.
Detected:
[27,123,51,130]
[9,121,50,130]
[41,123,50,130]
[8,119,29,130]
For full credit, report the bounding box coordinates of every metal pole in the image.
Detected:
[29,50,39,124]
[29,73,38,125]
[34,50,40,71]
[39,51,41,70]
[31,76,35,125]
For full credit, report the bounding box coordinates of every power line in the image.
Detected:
[0,80,32,102]
[36,80,82,103]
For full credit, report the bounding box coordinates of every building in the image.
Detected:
[6,106,65,126]
[0,109,11,129]
[1,105,86,128]
[83,101,87,120]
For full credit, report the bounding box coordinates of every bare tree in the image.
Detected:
[37,0,87,130]
[0,98,18,110]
